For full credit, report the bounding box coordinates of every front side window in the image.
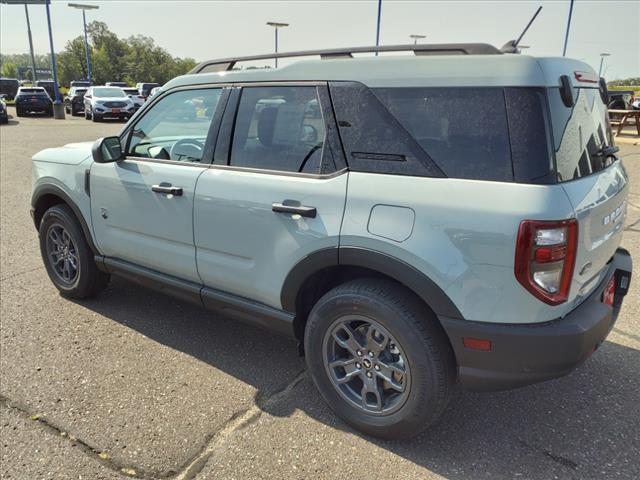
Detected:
[229,86,330,174]
[127,88,222,163]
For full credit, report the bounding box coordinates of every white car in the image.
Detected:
[121,87,145,110]
[83,86,136,122]
[148,86,162,98]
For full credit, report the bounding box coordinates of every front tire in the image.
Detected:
[304,278,455,440]
[39,204,110,299]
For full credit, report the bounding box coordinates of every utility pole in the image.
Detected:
[266,21,289,68]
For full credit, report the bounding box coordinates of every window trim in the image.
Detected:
[120,84,230,166]
[212,81,347,177]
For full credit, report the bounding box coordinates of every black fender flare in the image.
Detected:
[31,183,100,256]
[281,246,463,320]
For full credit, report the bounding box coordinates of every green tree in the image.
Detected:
[1,62,18,78]
[57,37,89,85]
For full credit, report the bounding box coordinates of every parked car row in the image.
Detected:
[0,78,163,124]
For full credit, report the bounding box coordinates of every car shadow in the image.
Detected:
[75,276,640,480]
[1,118,19,126]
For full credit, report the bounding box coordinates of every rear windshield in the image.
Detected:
[93,87,127,98]
[19,88,48,95]
[547,87,613,182]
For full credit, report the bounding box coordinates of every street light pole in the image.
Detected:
[68,3,99,84]
[598,53,611,77]
[23,4,38,82]
[409,34,426,45]
[266,21,289,68]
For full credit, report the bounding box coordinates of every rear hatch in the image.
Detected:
[545,70,629,307]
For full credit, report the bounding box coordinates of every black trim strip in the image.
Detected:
[31,184,100,256]
[280,246,462,320]
[97,256,295,337]
[201,288,294,337]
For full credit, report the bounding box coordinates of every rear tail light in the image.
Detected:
[515,219,578,305]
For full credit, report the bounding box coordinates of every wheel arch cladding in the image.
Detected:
[31,185,99,256]
[282,247,464,340]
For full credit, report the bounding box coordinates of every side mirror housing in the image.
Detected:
[92,136,124,163]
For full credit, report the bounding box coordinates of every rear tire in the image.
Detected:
[39,204,110,299]
[16,107,24,117]
[85,107,91,120]
[304,278,455,440]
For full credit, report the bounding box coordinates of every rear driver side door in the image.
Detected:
[90,87,226,283]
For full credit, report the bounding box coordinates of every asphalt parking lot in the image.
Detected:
[1,106,639,480]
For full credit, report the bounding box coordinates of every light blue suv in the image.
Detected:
[31,44,633,439]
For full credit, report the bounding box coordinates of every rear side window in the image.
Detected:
[229,86,333,174]
[374,87,513,182]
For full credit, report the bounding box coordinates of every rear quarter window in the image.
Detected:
[374,87,513,182]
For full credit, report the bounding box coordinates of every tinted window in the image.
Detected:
[374,87,512,181]
[19,88,48,96]
[504,88,554,183]
[330,82,443,177]
[128,88,222,163]
[229,86,330,174]
[547,88,612,182]
[93,87,127,98]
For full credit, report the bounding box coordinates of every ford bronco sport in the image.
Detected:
[31,44,632,439]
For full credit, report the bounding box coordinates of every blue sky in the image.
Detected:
[1,0,638,80]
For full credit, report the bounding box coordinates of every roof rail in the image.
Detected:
[189,43,502,74]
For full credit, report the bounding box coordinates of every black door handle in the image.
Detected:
[272,202,317,218]
[152,184,183,196]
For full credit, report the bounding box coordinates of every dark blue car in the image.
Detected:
[15,87,53,117]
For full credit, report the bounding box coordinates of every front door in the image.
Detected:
[90,87,225,283]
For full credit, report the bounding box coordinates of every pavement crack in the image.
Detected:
[518,439,578,471]
[174,368,307,480]
[0,265,44,283]
[0,393,149,479]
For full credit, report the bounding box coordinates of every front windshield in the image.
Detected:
[94,87,127,98]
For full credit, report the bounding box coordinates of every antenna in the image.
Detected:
[501,6,542,53]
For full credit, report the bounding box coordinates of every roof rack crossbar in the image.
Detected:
[189,43,501,74]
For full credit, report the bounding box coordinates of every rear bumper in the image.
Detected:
[440,248,632,391]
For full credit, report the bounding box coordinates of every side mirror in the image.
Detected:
[0,94,6,100]
[92,136,124,163]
